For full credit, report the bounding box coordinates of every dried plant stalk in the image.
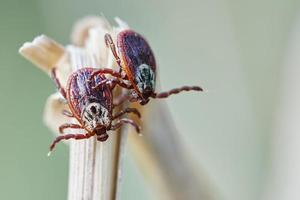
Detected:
[66,47,124,200]
[19,35,65,73]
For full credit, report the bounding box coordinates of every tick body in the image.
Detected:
[91,30,202,105]
[49,67,141,154]
[117,31,156,103]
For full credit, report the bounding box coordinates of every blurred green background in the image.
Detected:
[1,0,300,199]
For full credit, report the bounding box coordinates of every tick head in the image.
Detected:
[96,132,109,142]
[139,97,150,105]
[135,63,155,103]
[81,102,111,131]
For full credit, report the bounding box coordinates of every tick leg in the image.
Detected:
[112,108,141,120]
[110,78,133,90]
[113,95,139,107]
[62,110,74,118]
[49,132,94,155]
[105,33,122,69]
[111,118,141,134]
[91,78,111,90]
[93,77,133,91]
[59,123,83,134]
[89,68,127,84]
[51,68,67,99]
[152,86,203,99]
[91,68,123,79]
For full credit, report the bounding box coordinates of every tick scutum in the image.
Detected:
[67,68,113,120]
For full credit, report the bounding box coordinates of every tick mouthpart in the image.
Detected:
[140,98,150,105]
[94,124,106,130]
[144,86,152,92]
[97,134,109,142]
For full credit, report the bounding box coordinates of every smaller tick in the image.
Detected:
[48,67,141,155]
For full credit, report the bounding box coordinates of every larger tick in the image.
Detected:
[90,30,203,105]
[48,67,141,155]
